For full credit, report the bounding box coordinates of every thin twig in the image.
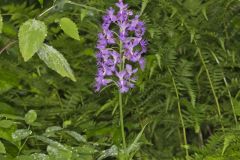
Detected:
[0,40,17,55]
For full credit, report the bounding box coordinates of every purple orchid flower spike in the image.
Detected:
[95,0,147,93]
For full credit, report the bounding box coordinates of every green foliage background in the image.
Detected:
[0,0,240,159]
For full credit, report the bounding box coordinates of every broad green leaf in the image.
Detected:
[0,141,6,154]
[0,14,3,34]
[0,126,20,147]
[44,126,62,137]
[65,131,87,143]
[47,145,72,160]
[0,120,14,128]
[45,126,62,133]
[24,110,37,125]
[37,44,76,81]
[12,129,32,141]
[97,145,118,160]
[18,19,47,61]
[16,154,50,160]
[34,135,67,150]
[59,17,80,40]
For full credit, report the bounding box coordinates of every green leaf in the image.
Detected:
[222,134,235,155]
[65,131,87,143]
[38,0,44,6]
[44,126,62,137]
[0,14,3,34]
[202,6,208,21]
[0,140,6,154]
[0,126,20,147]
[47,145,72,160]
[140,0,149,16]
[45,126,62,133]
[34,135,67,150]
[127,123,148,156]
[63,120,72,128]
[0,120,14,128]
[37,44,76,81]
[59,17,80,40]
[24,110,37,125]
[0,114,24,121]
[97,145,118,160]
[12,129,32,141]
[16,153,50,160]
[18,19,47,61]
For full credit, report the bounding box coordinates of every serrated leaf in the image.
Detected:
[222,135,235,155]
[0,140,6,154]
[0,120,13,128]
[0,14,3,34]
[12,129,32,141]
[18,19,47,61]
[25,110,37,125]
[59,17,80,40]
[37,44,76,81]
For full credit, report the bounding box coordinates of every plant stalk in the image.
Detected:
[197,48,225,132]
[168,67,189,157]
[119,92,127,151]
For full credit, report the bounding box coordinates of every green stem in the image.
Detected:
[67,1,104,13]
[38,5,55,18]
[223,77,238,125]
[210,50,238,125]
[168,67,189,157]
[118,38,127,159]
[197,48,225,132]
[119,92,127,151]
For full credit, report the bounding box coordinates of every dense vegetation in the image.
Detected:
[0,0,240,159]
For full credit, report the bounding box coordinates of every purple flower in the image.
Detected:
[95,0,147,93]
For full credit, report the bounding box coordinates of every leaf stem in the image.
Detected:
[210,50,238,125]
[168,67,189,158]
[119,92,127,152]
[38,5,55,18]
[197,48,225,132]
[118,39,127,159]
